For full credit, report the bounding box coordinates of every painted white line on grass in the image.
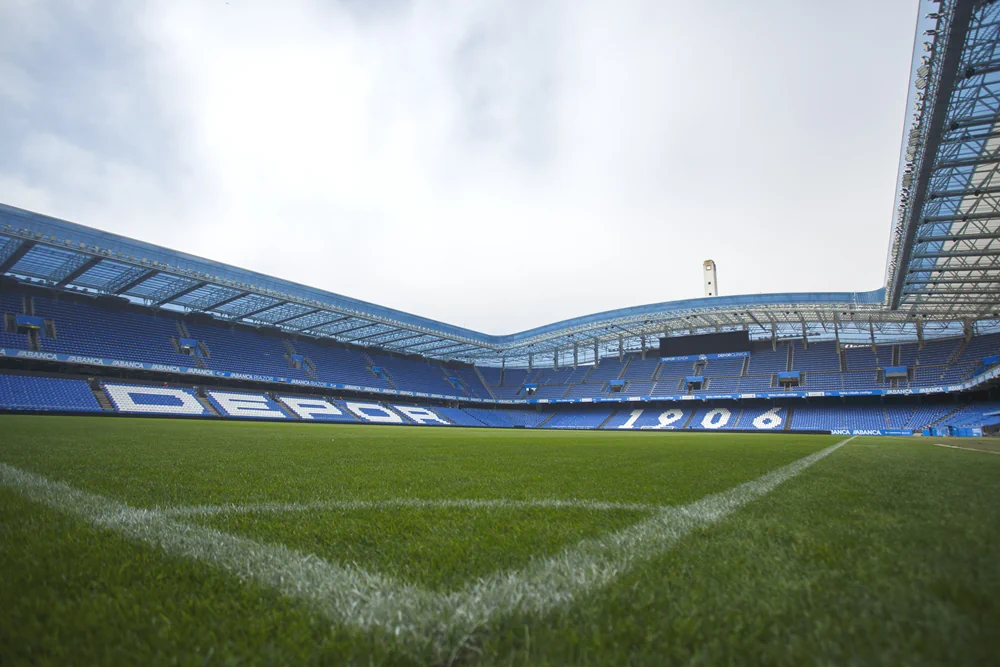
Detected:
[0,462,436,636]
[159,497,669,518]
[0,437,851,647]
[933,443,1000,455]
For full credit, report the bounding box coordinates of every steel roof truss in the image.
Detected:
[52,254,102,287]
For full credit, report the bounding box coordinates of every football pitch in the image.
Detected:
[2,416,999,665]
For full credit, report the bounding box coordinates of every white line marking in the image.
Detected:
[159,497,669,517]
[933,442,1000,455]
[0,437,851,648]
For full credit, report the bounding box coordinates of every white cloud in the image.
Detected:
[0,0,916,334]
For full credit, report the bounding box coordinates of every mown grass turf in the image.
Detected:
[2,415,999,665]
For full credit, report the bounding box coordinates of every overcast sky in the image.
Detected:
[0,0,917,334]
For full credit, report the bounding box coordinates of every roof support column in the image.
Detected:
[593,338,599,366]
[964,319,974,342]
[527,354,532,372]
[869,319,876,350]
[640,335,646,360]
[553,350,559,371]
[771,323,777,351]
[618,335,623,361]
[915,317,924,349]
[573,343,578,368]
[833,313,841,352]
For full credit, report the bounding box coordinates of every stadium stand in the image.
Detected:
[734,406,787,430]
[542,406,615,429]
[205,390,291,419]
[687,405,740,430]
[6,292,998,406]
[4,372,1000,434]
[434,407,486,427]
[792,341,840,373]
[703,357,745,377]
[33,297,189,366]
[564,383,607,398]
[790,405,886,431]
[602,406,689,430]
[747,343,789,374]
[585,357,628,383]
[0,374,102,412]
[621,356,660,381]
[103,382,207,416]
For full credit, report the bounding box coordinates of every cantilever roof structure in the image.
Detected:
[2,0,1000,367]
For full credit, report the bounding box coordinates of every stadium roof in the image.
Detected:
[2,0,999,367]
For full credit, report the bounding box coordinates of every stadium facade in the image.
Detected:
[1,0,999,435]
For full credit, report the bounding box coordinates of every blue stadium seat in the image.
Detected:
[0,374,102,412]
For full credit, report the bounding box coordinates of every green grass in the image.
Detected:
[1,415,999,665]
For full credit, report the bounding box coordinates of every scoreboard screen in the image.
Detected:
[658,330,750,357]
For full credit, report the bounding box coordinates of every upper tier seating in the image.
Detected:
[585,357,628,383]
[844,345,880,371]
[367,353,456,395]
[5,291,998,402]
[898,338,960,366]
[621,355,660,381]
[704,376,740,393]
[491,386,524,399]
[477,366,503,386]
[747,343,789,374]
[957,332,1000,364]
[33,297,190,366]
[623,380,655,397]
[0,292,31,350]
[530,384,569,399]
[703,357,745,377]
[533,368,576,386]
[0,373,102,412]
[446,367,492,399]
[293,339,391,389]
[564,383,607,398]
[655,359,696,380]
[792,341,840,372]
[187,323,310,380]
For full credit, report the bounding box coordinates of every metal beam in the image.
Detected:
[922,211,1000,224]
[927,184,1000,199]
[905,278,1000,284]
[274,307,322,325]
[150,280,207,307]
[911,249,1000,258]
[424,344,479,358]
[345,327,405,343]
[888,0,979,309]
[0,239,34,274]
[298,315,352,332]
[380,332,434,348]
[916,232,999,243]
[394,336,442,351]
[333,322,383,339]
[191,290,249,313]
[54,255,102,287]
[231,301,285,321]
[106,267,157,294]
[407,340,467,354]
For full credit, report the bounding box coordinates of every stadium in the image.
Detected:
[2,0,1000,665]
